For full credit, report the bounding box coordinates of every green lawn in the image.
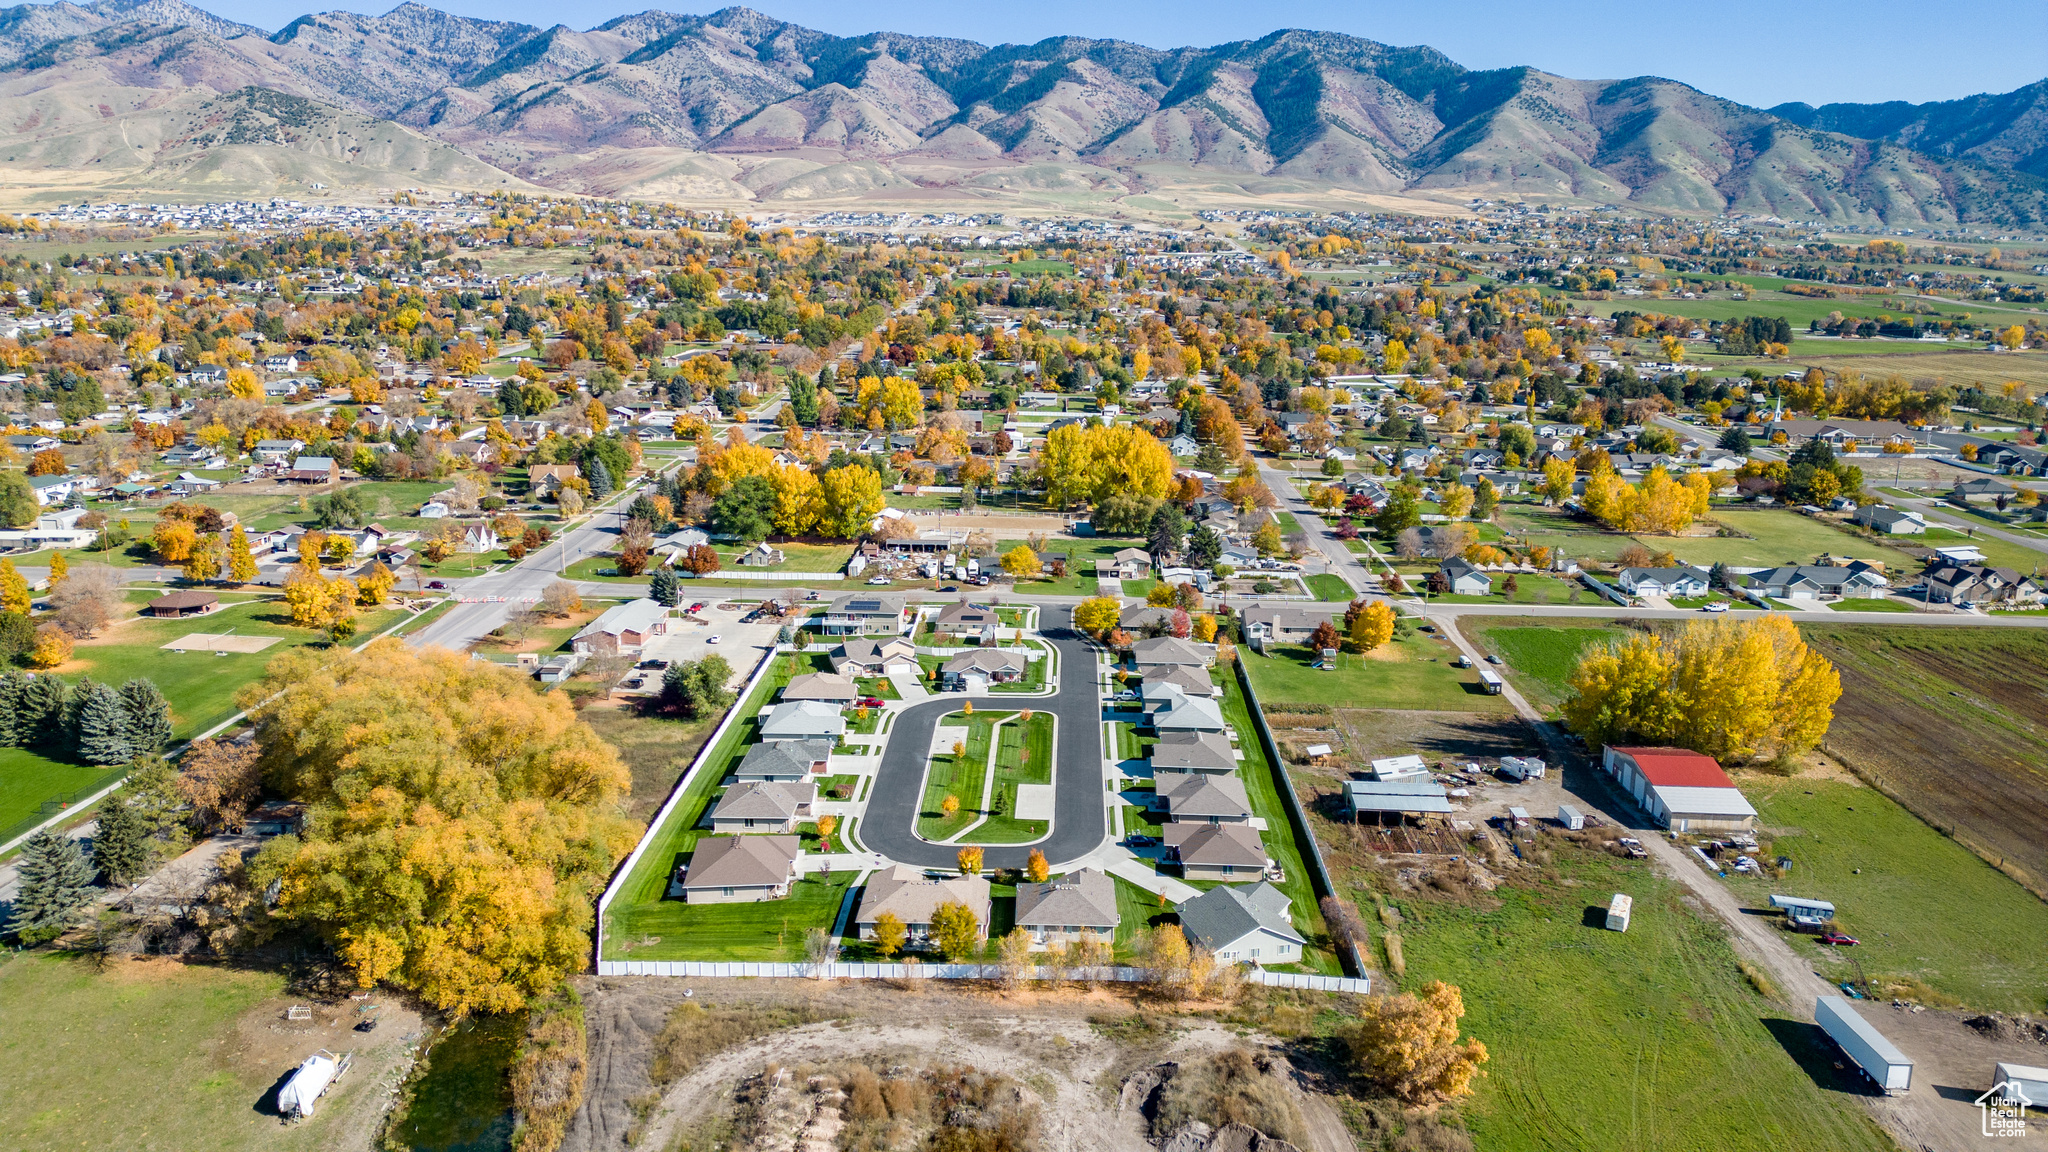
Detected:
[607,872,856,962]
[0,750,121,842]
[64,595,411,741]
[601,652,830,959]
[1424,573,1577,606]
[1724,777,2048,1012]
[917,711,1011,840]
[1304,573,1353,602]
[1456,620,1625,711]
[1825,597,1917,613]
[1489,505,1878,569]
[1395,843,1896,1152]
[970,712,1054,844]
[999,535,1147,596]
[1240,633,1513,713]
[707,541,855,573]
[1213,666,1339,974]
[0,954,405,1152]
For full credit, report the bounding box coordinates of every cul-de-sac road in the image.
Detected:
[856,609,1111,871]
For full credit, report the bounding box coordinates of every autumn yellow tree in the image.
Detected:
[930,901,981,960]
[1073,596,1120,636]
[0,558,31,614]
[1561,615,1839,763]
[871,911,907,958]
[1001,544,1043,579]
[957,845,984,876]
[239,640,635,1015]
[1349,600,1395,652]
[152,519,197,563]
[1439,482,1474,520]
[1540,458,1575,505]
[1345,981,1489,1103]
[1024,848,1050,884]
[227,526,258,584]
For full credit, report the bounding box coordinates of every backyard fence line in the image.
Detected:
[593,647,780,965]
[593,958,1370,993]
[684,571,849,580]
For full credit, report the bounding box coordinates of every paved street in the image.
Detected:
[855,612,1112,871]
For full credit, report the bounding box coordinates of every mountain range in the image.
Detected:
[3,0,2046,223]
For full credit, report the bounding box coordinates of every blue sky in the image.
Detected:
[196,0,2048,109]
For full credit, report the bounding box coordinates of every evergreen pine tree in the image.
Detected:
[649,565,678,607]
[19,673,67,748]
[72,680,132,765]
[118,679,174,753]
[6,829,96,944]
[91,794,148,886]
[0,669,24,747]
[587,457,614,499]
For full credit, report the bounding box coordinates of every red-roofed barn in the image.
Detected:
[1601,746,1758,833]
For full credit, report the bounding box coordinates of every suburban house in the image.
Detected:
[145,590,219,618]
[1154,770,1252,823]
[1926,563,2044,606]
[821,593,909,636]
[1147,729,1237,774]
[853,865,992,946]
[1144,664,1220,699]
[1164,823,1269,880]
[1242,606,1333,646]
[1107,547,1153,580]
[674,835,802,903]
[1013,869,1119,943]
[733,739,831,782]
[527,464,580,496]
[830,637,920,677]
[28,475,74,506]
[781,672,860,705]
[1853,505,1926,535]
[759,700,847,742]
[1734,564,1888,600]
[1617,566,1711,597]
[1975,443,2047,475]
[1146,684,1228,734]
[1600,746,1758,832]
[708,780,816,833]
[1119,605,1180,633]
[1438,558,1492,595]
[1130,636,1213,673]
[941,648,1027,691]
[1176,882,1305,966]
[286,455,340,484]
[252,438,304,462]
[571,598,672,656]
[1953,476,2017,502]
[931,601,1000,638]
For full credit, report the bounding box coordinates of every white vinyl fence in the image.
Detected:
[595,958,1370,994]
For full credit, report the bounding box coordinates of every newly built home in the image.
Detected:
[759,700,847,742]
[1129,636,1214,673]
[732,740,831,782]
[1176,882,1305,966]
[1147,730,1237,774]
[674,835,802,903]
[571,598,672,656]
[1617,566,1711,597]
[1013,869,1119,943]
[1600,746,1758,832]
[940,648,1028,690]
[830,636,920,677]
[1154,770,1253,823]
[781,672,860,705]
[707,780,816,833]
[853,865,992,945]
[1164,823,1268,880]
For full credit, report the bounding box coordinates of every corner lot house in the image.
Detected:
[572,598,672,655]
[1601,745,1757,832]
[941,648,1027,690]
[1177,882,1305,965]
[931,601,1000,637]
[853,865,992,945]
[1013,869,1119,943]
[1242,607,1332,645]
[1439,558,1491,595]
[733,739,831,782]
[759,700,847,742]
[674,835,801,903]
[708,780,816,833]
[1165,822,1268,880]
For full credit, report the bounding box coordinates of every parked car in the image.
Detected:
[1820,932,1860,947]
[1114,690,1137,701]
[858,696,885,707]
[705,635,721,644]
[687,602,707,614]
[1484,654,1502,665]
[1702,601,1730,613]
[1125,834,1158,847]
[636,659,669,670]
[867,576,891,586]
[426,580,447,590]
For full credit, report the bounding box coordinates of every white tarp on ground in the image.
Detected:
[278,1051,338,1118]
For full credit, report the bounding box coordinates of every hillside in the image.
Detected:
[1,0,2045,219]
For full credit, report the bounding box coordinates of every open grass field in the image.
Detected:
[1796,624,2048,900]
[601,651,830,961]
[0,750,120,842]
[1455,618,1627,713]
[1789,350,2048,398]
[968,711,1054,844]
[1393,840,1897,1152]
[58,594,411,742]
[1488,504,1879,569]
[0,954,419,1152]
[573,702,722,826]
[918,711,1003,841]
[1240,631,1513,714]
[1723,775,2048,1013]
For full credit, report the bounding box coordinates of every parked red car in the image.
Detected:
[1819,933,1860,947]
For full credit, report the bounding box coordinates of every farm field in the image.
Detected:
[1455,618,1628,713]
[1240,631,1513,714]
[1488,504,1880,569]
[0,954,423,1152]
[1392,840,1898,1152]
[1796,624,2048,899]
[1723,775,2048,1012]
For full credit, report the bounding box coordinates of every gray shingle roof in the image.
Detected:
[1176,882,1303,952]
[683,835,801,889]
[1014,869,1119,930]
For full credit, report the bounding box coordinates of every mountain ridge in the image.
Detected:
[1,0,2044,221]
